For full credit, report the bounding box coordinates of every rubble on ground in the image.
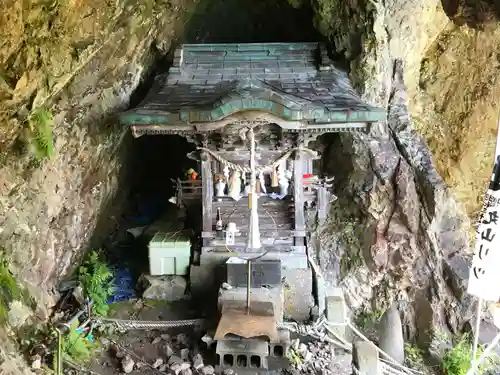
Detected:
[287,338,352,375]
[95,314,356,375]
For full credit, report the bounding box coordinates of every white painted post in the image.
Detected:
[246,128,261,250]
[352,341,380,375]
[325,288,347,339]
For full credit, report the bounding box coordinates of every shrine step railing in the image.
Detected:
[176,179,202,204]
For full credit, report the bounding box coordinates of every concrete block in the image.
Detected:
[282,268,314,322]
[226,257,281,287]
[325,288,347,339]
[271,328,290,357]
[216,339,269,369]
[218,286,284,323]
[352,341,380,375]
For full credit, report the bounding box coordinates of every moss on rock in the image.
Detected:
[0,252,34,326]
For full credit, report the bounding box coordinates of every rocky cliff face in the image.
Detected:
[0,1,193,372]
[316,60,473,348]
[0,0,493,372]
[313,0,500,220]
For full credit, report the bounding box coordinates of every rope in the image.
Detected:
[197,146,318,173]
[92,317,205,330]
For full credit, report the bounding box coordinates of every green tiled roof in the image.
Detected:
[119,43,386,131]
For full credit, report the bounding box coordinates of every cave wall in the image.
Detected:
[0,1,195,371]
[308,0,486,341]
[312,0,500,220]
[316,61,474,345]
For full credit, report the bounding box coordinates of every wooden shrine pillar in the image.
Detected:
[201,152,213,233]
[293,150,306,245]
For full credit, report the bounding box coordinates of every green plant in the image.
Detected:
[355,308,383,330]
[78,251,114,316]
[26,108,54,161]
[404,343,425,369]
[442,333,498,375]
[286,349,303,366]
[59,320,97,364]
[0,252,34,324]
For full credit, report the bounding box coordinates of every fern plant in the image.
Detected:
[78,251,114,316]
[26,107,54,161]
[60,320,96,364]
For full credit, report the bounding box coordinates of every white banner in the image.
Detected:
[467,189,500,301]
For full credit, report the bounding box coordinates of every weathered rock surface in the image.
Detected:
[141,275,187,301]
[316,60,473,346]
[313,0,500,218]
[0,1,193,371]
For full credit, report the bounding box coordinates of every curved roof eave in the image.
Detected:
[119,99,386,127]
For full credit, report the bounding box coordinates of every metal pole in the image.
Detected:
[54,328,63,375]
[470,299,483,374]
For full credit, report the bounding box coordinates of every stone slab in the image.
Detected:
[352,341,380,375]
[325,288,347,339]
[282,268,314,322]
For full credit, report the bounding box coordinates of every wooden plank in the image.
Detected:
[202,245,306,253]
[216,150,284,164]
[202,230,294,238]
[209,238,293,247]
[212,197,294,207]
[212,211,294,224]
[215,210,294,218]
[201,153,214,233]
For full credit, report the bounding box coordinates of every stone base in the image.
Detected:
[140,274,187,302]
[190,254,315,322]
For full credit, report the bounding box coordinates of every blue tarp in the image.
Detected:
[107,267,136,304]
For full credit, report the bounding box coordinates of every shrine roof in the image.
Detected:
[119,43,386,134]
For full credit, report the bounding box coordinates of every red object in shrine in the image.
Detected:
[303,173,313,179]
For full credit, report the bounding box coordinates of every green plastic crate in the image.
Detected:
[148,231,191,276]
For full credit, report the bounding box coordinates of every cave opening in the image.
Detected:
[97,0,340,308]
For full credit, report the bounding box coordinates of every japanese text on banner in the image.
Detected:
[468,189,500,301]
